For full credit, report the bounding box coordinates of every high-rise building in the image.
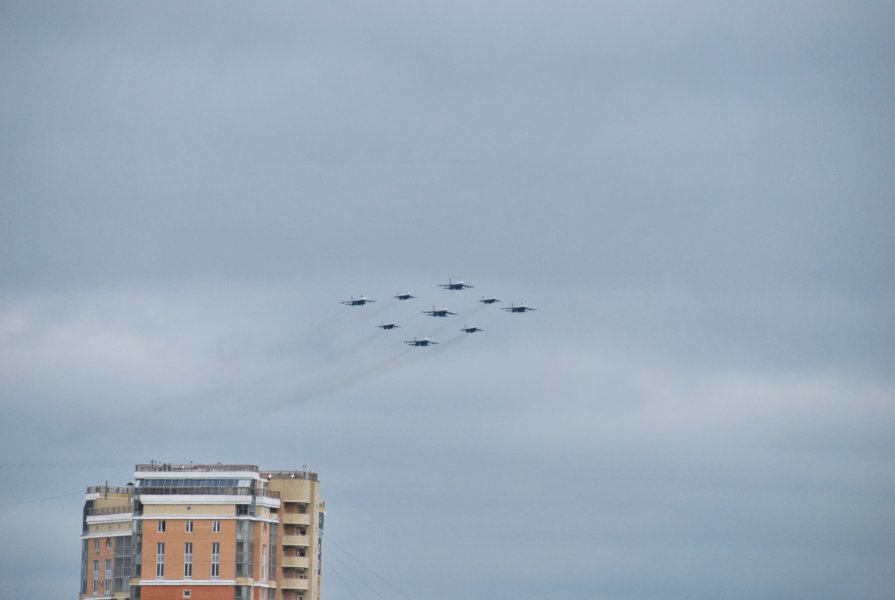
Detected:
[80,463,324,600]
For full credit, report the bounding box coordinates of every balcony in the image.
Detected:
[280,578,309,591]
[135,486,280,499]
[87,486,133,495]
[281,556,310,569]
[136,463,259,473]
[87,505,132,517]
[263,470,318,482]
[282,513,310,526]
[282,534,310,547]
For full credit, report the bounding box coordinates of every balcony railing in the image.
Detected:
[87,505,133,516]
[262,471,318,482]
[87,486,133,495]
[282,534,311,547]
[280,578,309,591]
[281,556,310,569]
[135,486,280,499]
[282,513,311,526]
[135,463,259,473]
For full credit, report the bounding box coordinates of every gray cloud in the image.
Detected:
[1,1,893,599]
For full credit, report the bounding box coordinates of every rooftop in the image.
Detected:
[262,470,319,482]
[135,463,259,473]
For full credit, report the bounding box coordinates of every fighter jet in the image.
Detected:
[479,296,501,304]
[404,337,438,347]
[439,279,473,290]
[502,303,536,313]
[342,296,376,306]
[378,322,400,330]
[461,325,483,333]
[394,292,415,301]
[423,306,457,317]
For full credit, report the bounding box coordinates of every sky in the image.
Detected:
[1,1,893,598]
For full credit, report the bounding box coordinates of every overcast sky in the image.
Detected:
[1,2,893,599]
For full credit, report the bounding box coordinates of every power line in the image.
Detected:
[0,461,136,469]
[324,555,364,600]
[327,539,413,600]
[0,490,83,507]
[323,546,389,600]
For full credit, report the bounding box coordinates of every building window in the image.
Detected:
[157,520,166,533]
[106,538,112,550]
[212,520,221,533]
[260,545,268,582]
[94,539,100,553]
[185,520,193,533]
[184,543,193,579]
[211,543,220,579]
[104,559,112,592]
[183,591,191,598]
[156,543,165,579]
[92,560,99,596]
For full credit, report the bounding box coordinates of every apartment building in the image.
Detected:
[80,463,323,600]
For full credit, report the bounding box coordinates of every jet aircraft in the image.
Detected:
[439,279,473,290]
[479,296,501,304]
[404,337,438,347]
[461,325,483,333]
[378,322,400,330]
[423,306,457,317]
[394,292,415,301]
[342,296,376,306]
[502,303,536,313]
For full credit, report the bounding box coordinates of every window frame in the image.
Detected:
[184,542,193,579]
[211,542,220,579]
[92,560,99,596]
[156,542,165,579]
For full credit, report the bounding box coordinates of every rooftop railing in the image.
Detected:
[262,471,319,482]
[86,486,133,495]
[87,505,133,516]
[135,486,280,499]
[135,463,259,473]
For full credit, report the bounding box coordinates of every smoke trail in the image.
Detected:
[147,295,457,418]
[266,346,418,410]
[422,302,487,340]
[425,331,469,356]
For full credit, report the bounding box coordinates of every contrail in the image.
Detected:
[422,302,487,340]
[145,295,460,418]
[321,328,383,364]
[156,344,415,416]
[267,346,417,410]
[425,331,468,356]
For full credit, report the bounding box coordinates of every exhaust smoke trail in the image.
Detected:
[267,346,418,410]
[148,292,490,419]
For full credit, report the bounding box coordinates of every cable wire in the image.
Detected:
[327,539,414,600]
[0,490,84,507]
[324,554,365,600]
[323,545,389,600]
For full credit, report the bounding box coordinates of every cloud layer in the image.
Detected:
[1,2,893,599]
